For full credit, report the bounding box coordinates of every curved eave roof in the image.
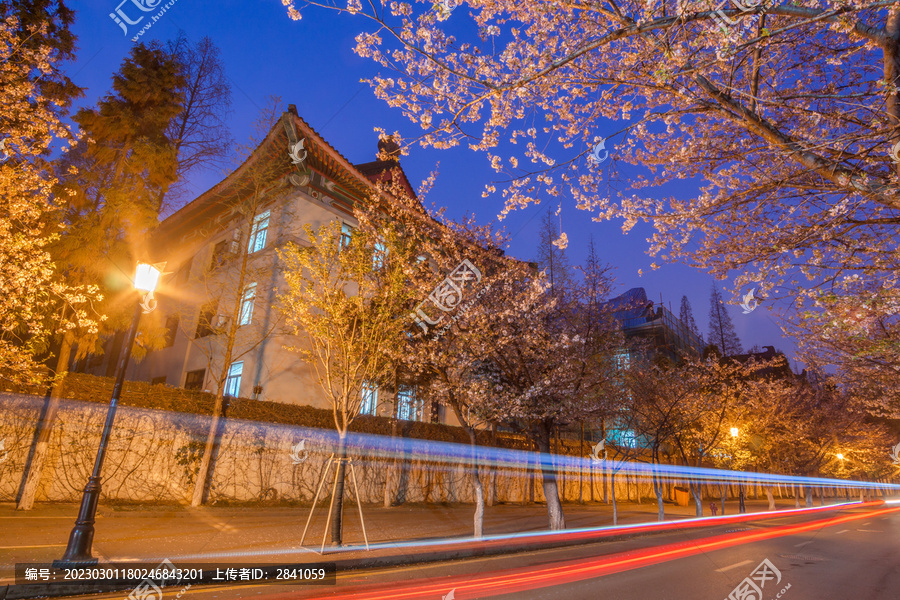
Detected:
[155,106,413,245]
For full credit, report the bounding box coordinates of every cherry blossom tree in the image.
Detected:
[277,0,900,409]
[279,191,426,545]
[395,209,523,538]
[0,14,100,385]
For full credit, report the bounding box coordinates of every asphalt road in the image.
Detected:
[44,504,900,600]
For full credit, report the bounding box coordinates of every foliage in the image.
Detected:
[279,0,900,410]
[52,41,186,354]
[279,213,423,437]
[0,14,100,385]
[708,284,743,356]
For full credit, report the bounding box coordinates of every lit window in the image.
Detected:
[239,282,257,325]
[373,240,387,269]
[224,361,243,398]
[360,382,378,415]
[248,210,270,254]
[340,222,354,251]
[397,385,423,421]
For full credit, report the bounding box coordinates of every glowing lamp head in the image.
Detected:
[730,427,739,438]
[134,262,162,292]
[836,453,845,461]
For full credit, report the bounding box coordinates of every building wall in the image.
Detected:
[78,182,449,423]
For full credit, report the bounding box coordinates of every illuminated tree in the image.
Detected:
[279,201,422,545]
[278,0,900,408]
[1,9,101,510]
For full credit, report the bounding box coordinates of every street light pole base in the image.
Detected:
[57,476,102,564]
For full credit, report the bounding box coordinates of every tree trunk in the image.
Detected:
[611,470,618,526]
[819,486,825,506]
[690,479,703,517]
[329,436,348,545]
[191,392,226,507]
[805,485,813,507]
[383,405,399,508]
[794,484,801,508]
[468,429,484,538]
[653,467,665,521]
[579,422,585,504]
[16,334,72,510]
[536,422,565,530]
[765,487,775,511]
[721,484,727,515]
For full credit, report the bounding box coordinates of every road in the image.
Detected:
[44,503,900,600]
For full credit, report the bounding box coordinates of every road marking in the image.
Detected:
[0,544,66,549]
[715,560,752,573]
[794,541,813,548]
[835,529,849,534]
[856,529,882,532]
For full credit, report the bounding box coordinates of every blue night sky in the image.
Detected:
[64,1,796,364]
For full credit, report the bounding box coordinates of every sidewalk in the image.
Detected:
[0,496,826,572]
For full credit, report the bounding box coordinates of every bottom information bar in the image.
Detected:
[16,561,337,593]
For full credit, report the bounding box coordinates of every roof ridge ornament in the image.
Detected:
[289,138,307,166]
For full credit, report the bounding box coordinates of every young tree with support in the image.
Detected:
[279,199,422,546]
[188,100,292,507]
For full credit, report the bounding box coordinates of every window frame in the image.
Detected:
[360,382,378,416]
[184,369,206,391]
[238,282,257,326]
[248,210,271,254]
[224,361,243,398]
[340,222,354,251]
[397,385,423,421]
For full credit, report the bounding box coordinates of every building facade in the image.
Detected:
[75,106,434,423]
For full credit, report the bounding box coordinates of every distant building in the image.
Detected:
[730,345,795,380]
[606,287,704,363]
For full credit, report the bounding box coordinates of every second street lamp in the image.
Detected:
[56,262,163,565]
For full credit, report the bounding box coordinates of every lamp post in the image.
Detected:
[56,262,162,565]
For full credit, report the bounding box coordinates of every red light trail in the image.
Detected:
[282,504,899,600]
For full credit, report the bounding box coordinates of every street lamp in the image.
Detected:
[56,262,162,565]
[730,427,739,438]
[836,453,845,461]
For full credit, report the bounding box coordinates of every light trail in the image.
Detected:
[18,394,897,493]
[158,500,879,563]
[281,505,900,600]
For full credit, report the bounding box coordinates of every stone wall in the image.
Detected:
[0,392,685,506]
